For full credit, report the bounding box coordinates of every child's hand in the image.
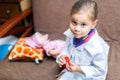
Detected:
[57,55,67,68]
[63,56,71,68]
[66,61,82,73]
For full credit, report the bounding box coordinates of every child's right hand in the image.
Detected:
[57,55,71,68]
[57,55,67,68]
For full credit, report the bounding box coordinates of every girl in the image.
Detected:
[56,0,109,80]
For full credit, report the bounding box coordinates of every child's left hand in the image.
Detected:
[66,61,82,73]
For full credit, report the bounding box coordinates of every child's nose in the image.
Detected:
[74,25,81,31]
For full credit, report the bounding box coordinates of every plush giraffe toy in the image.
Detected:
[8,38,44,62]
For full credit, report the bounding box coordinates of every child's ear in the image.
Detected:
[92,19,98,29]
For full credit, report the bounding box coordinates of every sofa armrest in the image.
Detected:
[0,8,32,38]
[20,26,33,38]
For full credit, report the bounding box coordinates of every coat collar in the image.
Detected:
[76,30,103,56]
[64,29,103,56]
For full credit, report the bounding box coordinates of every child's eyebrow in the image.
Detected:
[71,18,78,22]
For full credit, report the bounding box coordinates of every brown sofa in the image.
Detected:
[0,0,120,80]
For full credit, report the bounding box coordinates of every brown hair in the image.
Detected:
[71,0,98,21]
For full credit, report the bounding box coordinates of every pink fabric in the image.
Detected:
[26,32,66,58]
[26,32,48,48]
[43,40,66,58]
[84,30,95,43]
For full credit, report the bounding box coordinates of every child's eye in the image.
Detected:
[71,20,77,26]
[81,23,87,26]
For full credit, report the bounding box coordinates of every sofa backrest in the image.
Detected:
[95,0,120,43]
[33,0,77,40]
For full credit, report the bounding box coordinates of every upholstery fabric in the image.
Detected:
[0,0,120,80]
[33,0,78,40]
[95,0,120,80]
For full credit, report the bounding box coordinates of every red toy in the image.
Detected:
[62,56,71,68]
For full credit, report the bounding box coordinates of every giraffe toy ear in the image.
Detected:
[8,37,45,62]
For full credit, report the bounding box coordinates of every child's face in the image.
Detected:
[70,12,97,39]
